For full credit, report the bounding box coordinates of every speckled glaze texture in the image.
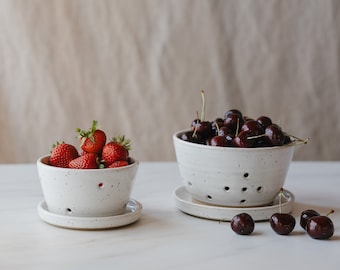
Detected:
[173,130,295,207]
[37,156,139,217]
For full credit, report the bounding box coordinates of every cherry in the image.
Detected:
[195,121,214,139]
[209,135,228,147]
[306,210,334,240]
[231,213,255,235]
[190,91,214,139]
[217,127,235,146]
[181,131,204,144]
[218,126,233,137]
[233,130,256,148]
[191,118,201,130]
[240,120,264,135]
[300,209,320,230]
[212,118,225,131]
[270,213,296,235]
[224,113,244,135]
[224,109,242,119]
[224,134,235,146]
[264,124,285,146]
[257,116,272,129]
[270,188,296,235]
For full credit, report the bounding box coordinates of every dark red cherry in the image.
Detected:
[224,109,242,119]
[264,124,285,146]
[191,118,201,130]
[195,121,214,139]
[240,120,264,135]
[233,130,256,147]
[224,134,235,146]
[306,210,334,240]
[209,135,228,147]
[224,113,244,134]
[300,209,320,230]
[213,118,225,128]
[270,213,296,235]
[257,116,272,129]
[180,131,204,144]
[218,126,233,137]
[231,213,255,235]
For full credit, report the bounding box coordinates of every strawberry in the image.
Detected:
[108,160,129,168]
[102,135,131,166]
[76,120,106,155]
[69,153,98,169]
[49,142,79,168]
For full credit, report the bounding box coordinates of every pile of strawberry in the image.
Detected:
[49,121,132,169]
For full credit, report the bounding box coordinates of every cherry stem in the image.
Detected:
[325,209,335,216]
[200,90,206,121]
[284,132,310,145]
[192,120,199,138]
[279,188,283,213]
[235,118,240,136]
[278,187,290,214]
[247,134,265,140]
[215,120,220,134]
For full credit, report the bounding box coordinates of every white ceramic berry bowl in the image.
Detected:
[37,155,139,217]
[173,130,296,207]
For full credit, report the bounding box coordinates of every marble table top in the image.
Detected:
[0,161,339,270]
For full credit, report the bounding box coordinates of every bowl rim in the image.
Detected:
[37,155,139,172]
[173,129,298,151]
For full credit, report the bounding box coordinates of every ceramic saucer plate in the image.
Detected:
[38,199,142,230]
[174,187,294,221]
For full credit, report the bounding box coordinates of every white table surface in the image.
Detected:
[0,161,339,270]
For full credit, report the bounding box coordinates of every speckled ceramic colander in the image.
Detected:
[173,130,296,207]
[37,155,139,217]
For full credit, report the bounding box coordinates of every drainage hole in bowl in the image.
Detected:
[242,187,247,192]
[257,186,263,193]
[224,186,230,191]
[66,208,72,214]
[240,199,246,204]
[243,172,249,178]
[207,195,212,200]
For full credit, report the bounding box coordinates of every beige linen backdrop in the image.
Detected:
[0,0,339,163]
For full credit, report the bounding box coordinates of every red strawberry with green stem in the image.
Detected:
[49,142,79,168]
[102,135,131,167]
[108,160,129,168]
[76,120,106,155]
[69,153,98,169]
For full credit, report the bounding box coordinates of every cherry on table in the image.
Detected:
[306,210,334,240]
[269,188,296,235]
[300,209,320,230]
[231,213,255,235]
[270,213,296,235]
